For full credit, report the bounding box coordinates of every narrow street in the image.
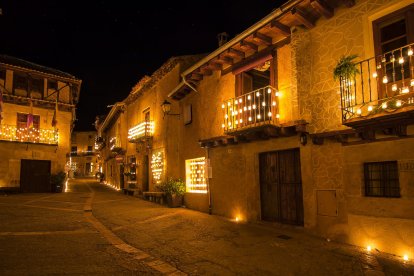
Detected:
[0,178,412,275]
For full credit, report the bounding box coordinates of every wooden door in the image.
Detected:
[259,148,304,225]
[20,159,51,193]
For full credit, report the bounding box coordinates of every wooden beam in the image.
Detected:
[189,73,203,81]
[207,62,223,71]
[342,0,355,8]
[270,20,291,36]
[253,32,272,45]
[240,40,258,52]
[200,66,213,76]
[216,56,234,65]
[291,8,315,29]
[228,48,245,58]
[310,0,334,19]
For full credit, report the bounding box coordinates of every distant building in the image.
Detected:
[0,55,81,192]
[67,131,98,177]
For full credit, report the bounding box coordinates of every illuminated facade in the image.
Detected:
[67,131,98,177]
[98,0,414,258]
[0,55,81,192]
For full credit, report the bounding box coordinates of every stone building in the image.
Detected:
[96,56,203,192]
[98,0,414,257]
[0,55,81,192]
[67,131,98,177]
[167,0,414,257]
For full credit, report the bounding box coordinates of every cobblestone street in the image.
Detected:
[0,178,412,275]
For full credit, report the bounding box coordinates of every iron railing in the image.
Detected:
[221,85,279,133]
[128,120,154,142]
[0,124,58,144]
[341,43,414,122]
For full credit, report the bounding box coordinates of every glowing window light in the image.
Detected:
[128,121,154,142]
[185,157,207,194]
[151,151,164,185]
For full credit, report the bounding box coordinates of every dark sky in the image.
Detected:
[0,0,285,130]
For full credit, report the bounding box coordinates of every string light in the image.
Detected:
[392,84,397,91]
[151,151,163,184]
[185,157,207,194]
[0,125,58,144]
[128,121,154,141]
[372,72,377,78]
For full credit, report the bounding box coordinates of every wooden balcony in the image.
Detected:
[340,43,414,130]
[0,125,58,145]
[222,85,280,135]
[128,120,154,143]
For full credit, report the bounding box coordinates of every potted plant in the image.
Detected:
[50,171,67,193]
[333,54,360,82]
[157,177,185,207]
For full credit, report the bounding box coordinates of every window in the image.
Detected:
[373,5,414,96]
[30,77,44,95]
[48,80,58,90]
[13,73,28,92]
[364,161,400,197]
[185,157,207,194]
[16,113,40,141]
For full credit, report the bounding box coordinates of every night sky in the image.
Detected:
[0,0,285,130]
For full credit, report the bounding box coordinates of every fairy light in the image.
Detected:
[402,87,409,94]
[357,108,362,115]
[408,47,413,56]
[0,125,58,144]
[411,79,414,87]
[382,76,388,84]
[381,102,387,109]
[396,100,402,107]
[185,157,207,194]
[372,72,377,78]
[392,84,398,91]
[368,106,373,112]
[128,121,154,142]
[398,57,404,64]
[151,151,164,184]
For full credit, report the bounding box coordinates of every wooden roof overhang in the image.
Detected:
[169,0,354,101]
[99,102,126,133]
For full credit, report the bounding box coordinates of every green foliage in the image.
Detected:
[157,177,186,196]
[333,54,360,81]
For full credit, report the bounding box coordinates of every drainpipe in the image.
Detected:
[182,76,199,93]
[206,147,212,215]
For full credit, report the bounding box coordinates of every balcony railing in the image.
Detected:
[340,43,414,125]
[128,120,154,142]
[221,85,279,134]
[0,125,58,144]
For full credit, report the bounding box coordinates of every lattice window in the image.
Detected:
[364,161,400,197]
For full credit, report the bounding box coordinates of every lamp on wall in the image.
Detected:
[300,133,308,146]
[161,100,180,118]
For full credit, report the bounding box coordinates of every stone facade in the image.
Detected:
[0,56,81,190]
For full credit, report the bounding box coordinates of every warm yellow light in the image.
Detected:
[275,91,280,97]
[256,92,260,97]
[247,95,251,100]
[396,100,402,107]
[382,102,387,109]
[402,86,409,94]
[276,114,280,118]
[221,124,225,128]
[357,109,362,115]
[239,119,243,123]
[411,79,414,87]
[399,57,404,64]
[408,47,413,56]
[238,98,243,103]
[267,88,271,94]
[235,217,240,222]
[252,104,256,109]
[268,112,272,117]
[382,76,388,84]
[392,84,398,91]
[368,106,373,112]
[272,101,276,106]
[221,104,225,109]
[403,255,409,261]
[227,102,231,106]
[248,117,252,121]
[257,114,261,119]
[372,72,377,78]
[367,246,371,252]
[262,101,266,107]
